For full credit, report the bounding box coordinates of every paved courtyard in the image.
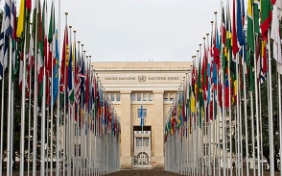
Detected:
[103,168,183,176]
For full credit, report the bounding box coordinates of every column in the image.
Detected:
[119,90,132,168]
[151,90,164,167]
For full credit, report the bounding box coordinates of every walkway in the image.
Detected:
[103,168,183,176]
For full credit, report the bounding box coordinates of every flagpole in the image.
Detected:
[0,59,5,176]
[19,22,28,176]
[40,39,47,176]
[67,25,73,176]
[242,50,250,176]
[50,39,54,176]
[89,55,93,176]
[228,45,233,176]
[6,30,13,176]
[278,73,282,173]
[56,0,62,175]
[33,0,39,175]
[46,107,50,176]
[196,48,200,176]
[63,12,68,176]
[184,92,187,173]
[72,29,77,176]
[10,78,15,176]
[139,104,144,170]
[56,31,61,176]
[221,44,227,176]
[27,23,33,176]
[267,30,274,176]
[75,40,81,176]
[195,46,200,175]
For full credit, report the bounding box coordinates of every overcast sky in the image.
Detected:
[2,0,247,62]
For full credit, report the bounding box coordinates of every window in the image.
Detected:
[137,93,141,101]
[131,93,136,101]
[164,92,175,102]
[149,93,153,101]
[163,93,169,101]
[74,123,81,136]
[106,92,121,102]
[74,144,81,157]
[144,137,149,146]
[138,108,147,118]
[116,93,120,101]
[110,93,115,101]
[136,137,149,147]
[143,94,147,101]
[131,92,153,102]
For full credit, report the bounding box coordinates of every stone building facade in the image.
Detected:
[92,62,192,168]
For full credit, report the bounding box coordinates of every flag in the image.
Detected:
[221,4,228,71]
[213,23,220,71]
[16,0,25,38]
[237,0,245,47]
[60,25,69,94]
[37,0,45,99]
[271,0,282,74]
[47,3,59,106]
[68,41,74,104]
[0,0,12,80]
[26,32,34,98]
[140,104,144,127]
[247,0,254,51]
[261,0,272,40]
[232,0,239,55]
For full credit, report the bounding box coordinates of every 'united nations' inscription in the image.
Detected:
[103,76,180,81]
[104,77,135,80]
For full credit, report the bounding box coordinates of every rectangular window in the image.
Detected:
[110,93,115,101]
[74,144,81,157]
[136,137,149,147]
[144,137,149,146]
[74,123,81,136]
[149,93,153,101]
[163,93,168,102]
[116,93,120,101]
[137,93,141,101]
[131,93,136,101]
[138,108,147,118]
[136,137,142,147]
[143,94,147,101]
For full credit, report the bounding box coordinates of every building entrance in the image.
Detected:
[133,126,151,167]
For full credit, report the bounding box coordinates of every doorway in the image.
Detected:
[133,126,151,167]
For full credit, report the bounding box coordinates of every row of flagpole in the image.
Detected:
[0,0,121,176]
[165,0,282,176]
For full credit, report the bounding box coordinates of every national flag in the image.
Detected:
[26,32,34,98]
[221,4,228,72]
[247,0,254,52]
[74,43,81,105]
[140,104,144,127]
[237,0,245,47]
[60,25,69,94]
[16,0,25,38]
[0,0,12,80]
[261,0,272,40]
[232,0,239,55]
[271,0,282,74]
[37,0,46,99]
[68,41,74,104]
